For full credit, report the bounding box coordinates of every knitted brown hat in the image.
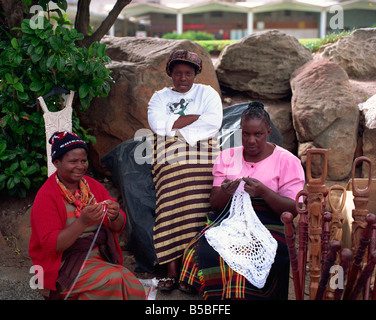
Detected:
[165,49,202,77]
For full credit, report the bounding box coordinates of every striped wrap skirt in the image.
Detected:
[151,134,220,265]
[60,248,146,300]
[56,200,146,300]
[179,198,290,300]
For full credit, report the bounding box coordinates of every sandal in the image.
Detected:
[157,277,178,291]
[179,282,197,294]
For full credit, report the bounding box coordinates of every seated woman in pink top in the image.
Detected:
[179,101,305,300]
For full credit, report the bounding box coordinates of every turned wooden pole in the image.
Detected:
[333,248,353,300]
[316,240,341,300]
[281,211,303,300]
[343,213,376,300]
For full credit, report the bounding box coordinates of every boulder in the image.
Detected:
[315,28,376,78]
[362,126,376,178]
[79,36,221,174]
[216,30,312,100]
[291,58,359,180]
[264,101,297,154]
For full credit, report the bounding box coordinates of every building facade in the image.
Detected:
[119,0,376,39]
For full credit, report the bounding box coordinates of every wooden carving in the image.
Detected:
[281,211,302,300]
[306,148,328,300]
[327,185,346,242]
[351,156,372,253]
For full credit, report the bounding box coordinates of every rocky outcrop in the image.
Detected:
[79,36,221,173]
[315,28,376,78]
[216,30,312,100]
[291,58,359,180]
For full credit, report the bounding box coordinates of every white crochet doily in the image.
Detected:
[205,181,277,289]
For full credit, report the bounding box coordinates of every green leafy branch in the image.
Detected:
[0,3,113,198]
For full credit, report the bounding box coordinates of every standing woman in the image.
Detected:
[148,49,223,290]
[29,131,145,300]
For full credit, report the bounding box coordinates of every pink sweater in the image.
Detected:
[29,172,125,291]
[212,145,305,200]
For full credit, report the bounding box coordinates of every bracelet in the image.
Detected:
[109,211,120,222]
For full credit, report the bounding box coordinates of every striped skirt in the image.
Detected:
[179,198,290,300]
[60,248,146,300]
[151,135,220,265]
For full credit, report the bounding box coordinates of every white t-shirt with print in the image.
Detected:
[148,84,223,146]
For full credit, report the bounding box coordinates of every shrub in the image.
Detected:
[300,30,352,52]
[163,31,215,41]
[0,13,113,197]
[196,40,236,53]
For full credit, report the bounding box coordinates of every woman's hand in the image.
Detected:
[79,203,105,226]
[242,177,297,217]
[105,200,120,222]
[105,200,124,233]
[242,177,267,198]
[210,178,241,211]
[221,178,241,195]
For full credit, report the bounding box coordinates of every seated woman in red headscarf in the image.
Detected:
[29,131,145,300]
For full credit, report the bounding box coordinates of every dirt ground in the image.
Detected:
[0,76,375,300]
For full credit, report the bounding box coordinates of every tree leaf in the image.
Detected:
[13,82,24,92]
[30,81,43,92]
[46,54,57,68]
[11,38,19,50]
[79,83,90,99]
[97,43,106,58]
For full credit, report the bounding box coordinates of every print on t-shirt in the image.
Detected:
[167,98,194,116]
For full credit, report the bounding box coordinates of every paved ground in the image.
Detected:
[0,256,298,300]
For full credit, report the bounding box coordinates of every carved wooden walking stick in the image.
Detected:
[296,189,309,298]
[343,213,376,300]
[333,248,353,300]
[327,185,347,242]
[351,156,372,253]
[321,212,332,263]
[326,185,346,299]
[306,148,328,300]
[281,211,302,300]
[315,240,341,300]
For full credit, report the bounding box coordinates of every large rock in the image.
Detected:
[216,30,312,100]
[362,126,376,178]
[79,37,221,174]
[264,101,297,154]
[315,28,376,78]
[360,94,376,178]
[291,58,359,180]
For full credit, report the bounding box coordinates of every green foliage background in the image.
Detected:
[0,1,113,197]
